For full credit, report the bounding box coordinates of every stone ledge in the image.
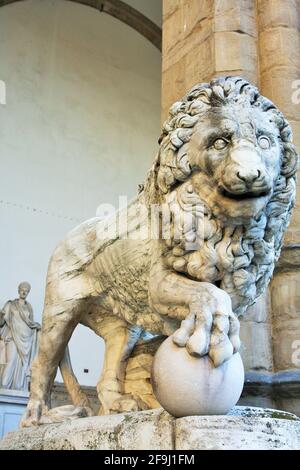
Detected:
[243,370,300,399]
[1,406,299,450]
[0,388,29,406]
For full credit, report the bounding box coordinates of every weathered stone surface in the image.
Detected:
[241,292,270,323]
[162,37,214,121]
[124,337,163,410]
[175,409,300,450]
[240,321,273,372]
[162,0,259,120]
[214,0,257,37]
[288,120,300,153]
[276,397,300,419]
[0,409,174,450]
[161,0,215,120]
[241,370,300,415]
[214,31,257,77]
[275,246,300,272]
[270,271,300,371]
[257,0,300,31]
[51,382,100,414]
[1,407,300,450]
[239,292,273,372]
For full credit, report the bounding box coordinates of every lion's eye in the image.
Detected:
[258,136,271,150]
[213,138,228,150]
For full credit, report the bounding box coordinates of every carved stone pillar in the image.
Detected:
[257,0,300,414]
[162,0,258,121]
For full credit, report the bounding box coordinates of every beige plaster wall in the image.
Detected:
[0,0,161,385]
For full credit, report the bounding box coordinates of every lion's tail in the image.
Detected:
[59,347,93,413]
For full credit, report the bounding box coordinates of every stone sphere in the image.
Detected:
[151,336,244,417]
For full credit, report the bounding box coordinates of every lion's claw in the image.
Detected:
[173,315,195,347]
[172,294,240,367]
[186,328,209,357]
[209,335,234,366]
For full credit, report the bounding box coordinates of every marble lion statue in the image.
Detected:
[22,76,298,426]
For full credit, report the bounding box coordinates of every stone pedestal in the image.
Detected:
[0,388,29,439]
[1,406,299,450]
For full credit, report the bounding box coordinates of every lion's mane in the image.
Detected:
[144,76,299,315]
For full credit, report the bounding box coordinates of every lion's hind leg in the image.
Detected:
[21,300,85,427]
[95,316,142,415]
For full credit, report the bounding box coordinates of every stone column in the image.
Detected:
[161,0,300,414]
[162,0,258,121]
[257,0,300,415]
[257,0,300,243]
[161,0,215,121]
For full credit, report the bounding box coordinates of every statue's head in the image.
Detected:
[155,76,298,222]
[18,282,31,300]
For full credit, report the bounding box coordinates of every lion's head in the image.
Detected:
[144,76,299,315]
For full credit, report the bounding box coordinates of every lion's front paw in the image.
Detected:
[20,400,48,428]
[172,292,240,367]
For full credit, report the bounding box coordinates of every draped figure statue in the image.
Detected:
[0,282,40,391]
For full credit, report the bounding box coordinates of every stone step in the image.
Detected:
[0,406,299,450]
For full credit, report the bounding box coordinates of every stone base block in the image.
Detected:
[0,406,300,450]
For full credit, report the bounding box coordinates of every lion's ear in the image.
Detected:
[281,143,299,178]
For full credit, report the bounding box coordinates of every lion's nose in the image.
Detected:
[236,169,261,184]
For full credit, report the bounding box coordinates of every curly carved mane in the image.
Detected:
[144,76,299,315]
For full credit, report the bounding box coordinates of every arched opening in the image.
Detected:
[0,0,162,50]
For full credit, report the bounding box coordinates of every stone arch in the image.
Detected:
[0,0,162,51]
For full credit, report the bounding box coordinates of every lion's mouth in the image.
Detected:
[219,188,270,201]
